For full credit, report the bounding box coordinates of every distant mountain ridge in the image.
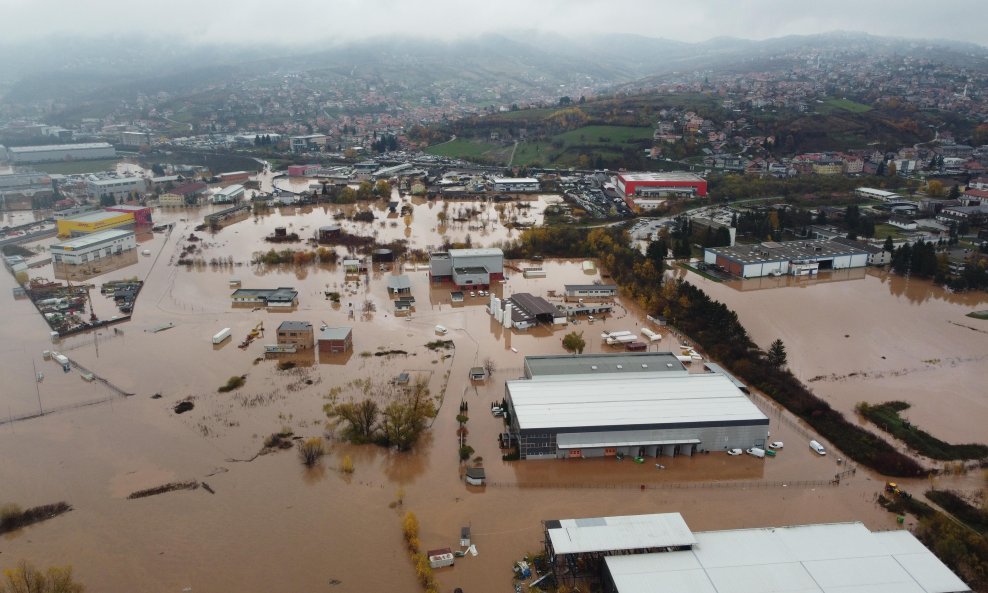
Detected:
[1,31,985,109]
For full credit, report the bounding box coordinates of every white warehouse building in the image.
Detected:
[211,184,245,204]
[504,353,769,460]
[704,239,869,278]
[492,177,540,192]
[5,142,116,164]
[87,176,147,200]
[50,229,136,265]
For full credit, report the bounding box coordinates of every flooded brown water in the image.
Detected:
[680,267,988,445]
[0,197,924,591]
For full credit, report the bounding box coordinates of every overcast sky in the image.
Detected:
[2,0,986,46]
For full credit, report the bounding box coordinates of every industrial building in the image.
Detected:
[543,512,971,593]
[429,248,504,287]
[855,187,903,202]
[56,210,136,238]
[616,172,708,198]
[87,176,146,200]
[211,184,245,204]
[159,182,207,207]
[5,142,116,164]
[492,177,540,192]
[105,204,152,226]
[230,287,298,308]
[204,204,250,227]
[318,326,353,353]
[289,134,328,153]
[496,292,567,329]
[504,353,768,460]
[563,284,618,300]
[276,321,314,349]
[50,229,136,265]
[704,239,869,278]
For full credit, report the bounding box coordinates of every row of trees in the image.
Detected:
[324,378,436,451]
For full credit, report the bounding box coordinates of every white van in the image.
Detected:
[809,440,827,456]
[435,325,448,335]
[746,447,765,458]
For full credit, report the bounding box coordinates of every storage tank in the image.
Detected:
[502,303,512,328]
[371,248,394,262]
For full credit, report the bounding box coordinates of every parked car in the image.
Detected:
[491,407,504,417]
[809,440,827,456]
[726,448,742,456]
[768,441,784,449]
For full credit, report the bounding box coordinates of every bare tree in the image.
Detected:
[483,356,497,376]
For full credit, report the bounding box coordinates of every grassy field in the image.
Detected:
[820,97,873,114]
[873,223,908,240]
[512,125,653,167]
[426,124,654,167]
[425,138,507,161]
[35,158,121,174]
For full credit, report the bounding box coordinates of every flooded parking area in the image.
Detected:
[0,199,911,591]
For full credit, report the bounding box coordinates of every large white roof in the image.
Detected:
[506,373,767,430]
[448,247,503,258]
[548,513,696,555]
[605,522,970,593]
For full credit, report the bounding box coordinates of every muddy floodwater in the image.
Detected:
[680,267,988,445]
[0,197,917,591]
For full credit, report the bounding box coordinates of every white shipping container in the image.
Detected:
[212,328,232,344]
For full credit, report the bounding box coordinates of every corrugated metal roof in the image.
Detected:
[527,353,687,378]
[448,247,503,258]
[387,275,411,290]
[507,374,767,430]
[51,229,133,250]
[548,513,696,555]
[604,522,971,593]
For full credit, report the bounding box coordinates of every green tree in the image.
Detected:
[562,331,586,354]
[645,239,667,274]
[884,236,895,252]
[325,399,379,442]
[0,561,84,593]
[767,339,787,368]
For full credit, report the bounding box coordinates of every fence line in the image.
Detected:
[483,478,839,491]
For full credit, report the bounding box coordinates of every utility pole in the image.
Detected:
[32,359,43,415]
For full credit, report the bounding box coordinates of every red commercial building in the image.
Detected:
[616,172,708,197]
[106,204,152,226]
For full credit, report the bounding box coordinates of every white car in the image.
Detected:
[470,291,476,298]
[726,448,742,456]
[768,441,784,449]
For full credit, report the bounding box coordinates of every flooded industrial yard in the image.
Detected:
[681,267,988,445]
[0,192,921,591]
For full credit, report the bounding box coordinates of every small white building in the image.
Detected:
[50,229,136,265]
[212,184,245,204]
